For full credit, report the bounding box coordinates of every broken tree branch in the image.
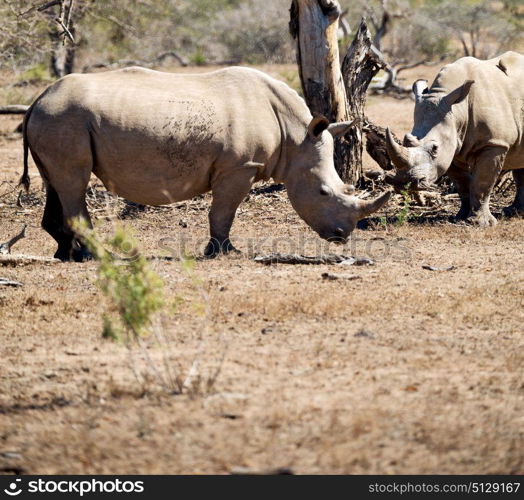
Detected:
[0,105,30,115]
[0,278,23,287]
[0,254,60,266]
[0,225,27,255]
[254,253,374,266]
[255,253,350,265]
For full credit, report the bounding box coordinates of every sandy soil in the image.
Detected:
[0,64,523,475]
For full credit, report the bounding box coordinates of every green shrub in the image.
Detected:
[20,63,49,83]
[75,221,164,343]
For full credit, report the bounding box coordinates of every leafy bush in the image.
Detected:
[2,0,523,73]
[209,0,295,64]
[75,221,164,343]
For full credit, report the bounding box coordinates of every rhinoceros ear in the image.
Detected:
[443,80,475,107]
[308,115,330,139]
[327,117,359,138]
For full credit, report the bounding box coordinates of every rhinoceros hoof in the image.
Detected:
[467,212,498,227]
[453,207,471,221]
[502,204,524,217]
[54,246,93,262]
[204,238,239,259]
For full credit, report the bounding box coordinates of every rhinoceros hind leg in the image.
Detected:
[40,185,90,262]
[50,176,93,262]
[205,166,257,258]
[468,147,506,227]
[447,163,471,220]
[503,169,524,217]
[42,185,67,250]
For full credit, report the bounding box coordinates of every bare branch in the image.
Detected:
[0,278,23,287]
[255,253,349,265]
[0,105,30,115]
[37,0,62,12]
[19,0,61,17]
[0,254,60,266]
[0,225,27,255]
[254,253,375,266]
[55,16,75,43]
[64,0,74,28]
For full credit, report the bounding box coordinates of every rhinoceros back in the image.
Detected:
[27,66,308,205]
[430,52,524,165]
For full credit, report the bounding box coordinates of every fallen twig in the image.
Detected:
[254,253,349,265]
[0,278,23,287]
[0,254,60,266]
[321,272,362,281]
[0,226,27,255]
[230,466,294,475]
[254,254,374,266]
[422,264,456,272]
[0,105,30,115]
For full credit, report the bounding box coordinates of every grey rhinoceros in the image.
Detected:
[386,51,524,226]
[21,66,390,261]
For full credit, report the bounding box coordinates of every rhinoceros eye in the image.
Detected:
[429,144,439,158]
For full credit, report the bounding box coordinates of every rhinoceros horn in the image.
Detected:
[357,190,392,219]
[386,128,410,171]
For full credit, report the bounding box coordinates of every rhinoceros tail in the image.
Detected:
[20,103,35,192]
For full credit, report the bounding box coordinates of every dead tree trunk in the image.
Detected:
[290,0,360,183]
[290,1,388,184]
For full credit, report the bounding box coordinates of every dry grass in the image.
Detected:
[0,64,523,475]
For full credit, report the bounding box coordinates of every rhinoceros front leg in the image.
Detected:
[503,169,524,217]
[468,146,506,227]
[447,163,471,220]
[204,167,257,258]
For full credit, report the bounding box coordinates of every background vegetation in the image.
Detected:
[1,0,523,76]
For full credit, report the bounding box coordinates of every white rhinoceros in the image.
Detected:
[21,66,390,260]
[386,51,524,226]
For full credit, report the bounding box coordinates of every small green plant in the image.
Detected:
[396,183,412,226]
[20,63,49,83]
[378,215,389,229]
[190,48,207,65]
[74,220,164,343]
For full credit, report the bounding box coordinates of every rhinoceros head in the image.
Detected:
[387,79,475,190]
[285,115,391,243]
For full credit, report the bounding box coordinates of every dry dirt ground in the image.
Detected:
[0,64,523,475]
